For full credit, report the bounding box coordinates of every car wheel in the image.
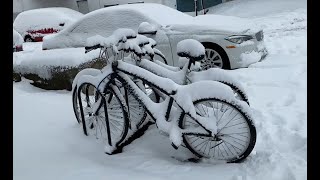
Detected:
[24,36,34,42]
[201,42,230,70]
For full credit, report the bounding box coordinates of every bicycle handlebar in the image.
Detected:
[85,44,102,53]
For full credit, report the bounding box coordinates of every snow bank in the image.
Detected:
[240,51,263,67]
[208,0,307,18]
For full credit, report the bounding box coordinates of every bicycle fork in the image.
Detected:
[164,97,181,150]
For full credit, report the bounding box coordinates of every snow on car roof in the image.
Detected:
[63,3,193,32]
[13,7,84,35]
[62,3,257,35]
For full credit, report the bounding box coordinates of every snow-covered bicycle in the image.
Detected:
[136,39,249,105]
[72,32,256,163]
[72,30,249,125]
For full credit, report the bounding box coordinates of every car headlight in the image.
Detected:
[225,35,253,44]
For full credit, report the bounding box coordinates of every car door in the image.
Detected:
[163,33,192,67]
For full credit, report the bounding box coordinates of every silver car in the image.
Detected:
[42,3,267,69]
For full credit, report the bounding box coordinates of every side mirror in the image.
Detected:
[138,22,157,35]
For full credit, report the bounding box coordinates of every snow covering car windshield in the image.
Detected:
[64,3,193,34]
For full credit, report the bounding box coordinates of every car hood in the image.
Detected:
[164,14,261,35]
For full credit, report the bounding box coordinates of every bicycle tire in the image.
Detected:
[179,98,256,163]
[77,82,129,148]
[103,78,148,131]
[218,81,250,105]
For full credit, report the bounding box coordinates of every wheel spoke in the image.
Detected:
[182,99,254,162]
[75,84,128,147]
[203,49,224,69]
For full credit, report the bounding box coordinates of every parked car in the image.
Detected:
[42,3,268,69]
[13,7,83,42]
[13,29,23,52]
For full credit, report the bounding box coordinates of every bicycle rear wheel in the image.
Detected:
[179,98,256,163]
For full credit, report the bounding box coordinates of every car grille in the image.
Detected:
[255,30,264,41]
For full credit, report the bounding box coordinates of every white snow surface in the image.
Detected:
[14,0,306,179]
[240,51,263,67]
[13,7,83,35]
[208,0,307,18]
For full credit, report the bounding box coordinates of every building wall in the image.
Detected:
[176,0,222,12]
[13,0,78,13]
[13,0,80,21]
[88,0,166,11]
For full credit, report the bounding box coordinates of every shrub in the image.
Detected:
[13,57,107,90]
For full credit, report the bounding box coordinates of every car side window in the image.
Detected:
[71,9,150,35]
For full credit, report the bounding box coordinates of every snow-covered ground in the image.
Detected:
[13,0,307,179]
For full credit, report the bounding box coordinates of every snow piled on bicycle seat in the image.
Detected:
[138,22,157,34]
[177,39,205,58]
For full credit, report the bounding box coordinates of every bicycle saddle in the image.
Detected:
[177,39,205,61]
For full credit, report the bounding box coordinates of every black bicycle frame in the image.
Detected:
[111,61,176,123]
[77,83,113,147]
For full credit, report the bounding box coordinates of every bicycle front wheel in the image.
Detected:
[76,83,129,148]
[179,98,256,163]
[72,84,99,124]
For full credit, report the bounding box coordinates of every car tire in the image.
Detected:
[201,42,230,70]
[24,36,34,42]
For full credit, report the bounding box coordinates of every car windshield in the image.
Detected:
[65,3,194,33]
